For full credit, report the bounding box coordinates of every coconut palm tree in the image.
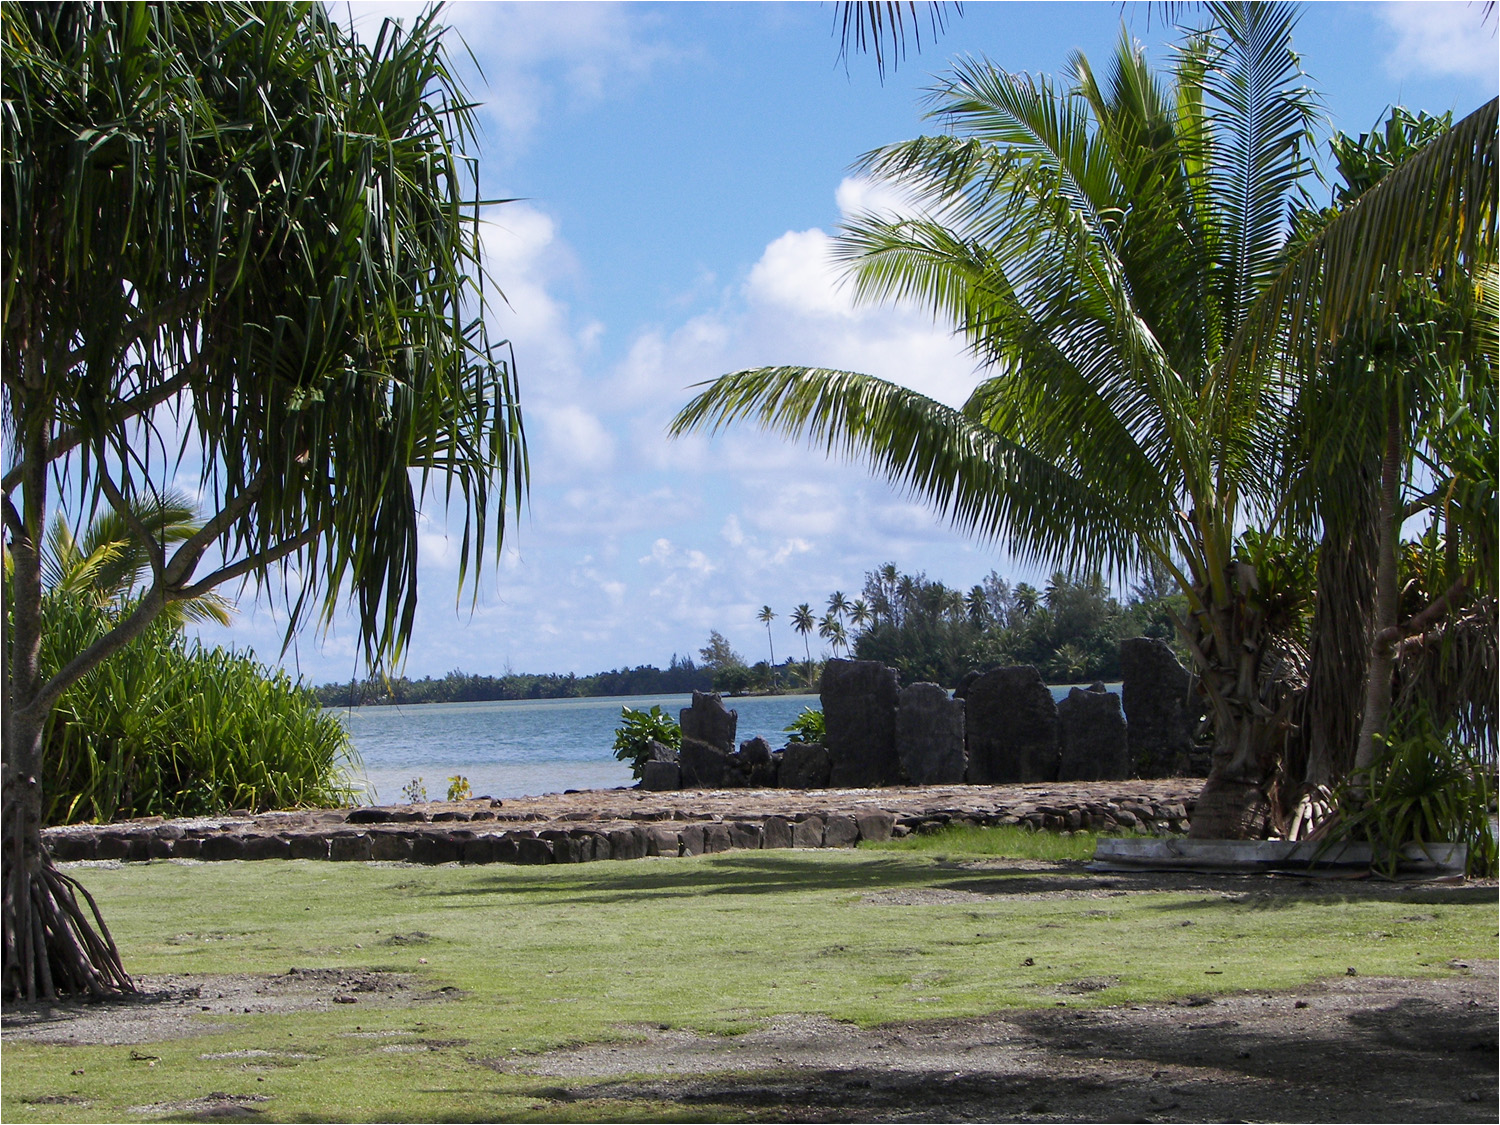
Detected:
[791,602,817,682]
[827,590,851,628]
[757,605,778,688]
[673,2,1496,837]
[849,597,873,631]
[819,613,850,657]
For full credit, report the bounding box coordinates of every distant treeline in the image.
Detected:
[314,654,714,708]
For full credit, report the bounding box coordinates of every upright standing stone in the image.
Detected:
[678,691,738,788]
[963,665,1059,783]
[896,683,967,785]
[821,659,902,787]
[1120,638,1199,777]
[1056,685,1129,781]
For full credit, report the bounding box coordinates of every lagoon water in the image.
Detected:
[333,685,1116,802]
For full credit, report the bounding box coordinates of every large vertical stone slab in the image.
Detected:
[1120,638,1199,777]
[1056,685,1129,781]
[963,665,1059,783]
[896,683,967,784]
[680,691,737,752]
[820,659,902,788]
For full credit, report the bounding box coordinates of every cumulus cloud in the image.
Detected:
[1378,1,1498,81]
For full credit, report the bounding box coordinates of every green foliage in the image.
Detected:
[783,707,826,744]
[1326,708,1497,878]
[862,823,1106,862]
[446,775,472,803]
[613,706,682,780]
[401,778,428,804]
[316,656,713,706]
[36,592,358,825]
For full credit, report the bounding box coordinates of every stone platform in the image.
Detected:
[43,780,1202,867]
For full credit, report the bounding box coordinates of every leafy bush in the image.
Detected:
[784,707,825,744]
[402,778,427,803]
[613,705,681,780]
[37,591,359,824]
[446,775,472,802]
[1325,708,1497,878]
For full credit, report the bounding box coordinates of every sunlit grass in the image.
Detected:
[862,822,1114,861]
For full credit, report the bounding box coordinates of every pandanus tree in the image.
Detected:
[3,3,526,1000]
[673,1,1496,837]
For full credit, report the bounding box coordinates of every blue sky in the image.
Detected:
[196,1,1499,685]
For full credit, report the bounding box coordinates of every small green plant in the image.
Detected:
[446,775,472,802]
[613,705,681,780]
[1324,708,1497,878]
[401,777,427,804]
[783,707,825,744]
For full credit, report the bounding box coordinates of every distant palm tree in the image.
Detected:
[849,598,871,630]
[827,590,850,626]
[757,605,778,688]
[1014,584,1039,617]
[819,613,849,657]
[791,602,816,682]
[965,585,990,626]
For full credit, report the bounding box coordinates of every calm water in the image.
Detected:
[332,685,1117,802]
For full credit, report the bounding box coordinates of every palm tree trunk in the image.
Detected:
[1353,406,1404,776]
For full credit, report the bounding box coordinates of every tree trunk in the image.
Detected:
[2,386,134,1002]
[1352,407,1404,776]
[1186,568,1298,840]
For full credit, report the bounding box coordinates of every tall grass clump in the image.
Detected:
[35,591,360,824]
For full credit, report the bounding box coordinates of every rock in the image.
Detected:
[680,691,737,753]
[822,659,902,787]
[855,811,896,842]
[791,815,825,848]
[48,832,95,862]
[964,665,1060,783]
[647,739,679,763]
[412,832,464,864]
[703,823,733,854]
[728,822,762,850]
[329,833,373,861]
[171,835,203,859]
[1120,638,1201,777]
[641,761,681,791]
[1057,687,1130,781]
[679,824,707,856]
[608,827,648,861]
[462,834,518,864]
[679,738,730,788]
[737,737,779,787]
[201,834,246,861]
[778,743,831,789]
[738,737,773,766]
[370,833,414,861]
[896,682,967,784]
[762,815,793,849]
[515,835,554,864]
[823,815,860,848]
[646,826,681,857]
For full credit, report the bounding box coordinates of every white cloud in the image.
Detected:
[746,229,856,318]
[1379,1,1498,80]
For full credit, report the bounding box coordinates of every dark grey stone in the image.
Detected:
[171,836,202,859]
[963,665,1059,783]
[1120,637,1201,777]
[680,690,737,753]
[514,835,553,864]
[736,737,779,787]
[412,832,464,864]
[462,834,517,864]
[608,827,649,861]
[703,823,733,853]
[791,815,825,848]
[821,659,902,787]
[329,833,373,861]
[641,761,681,791]
[646,826,681,857]
[778,743,830,788]
[370,832,413,861]
[539,830,583,863]
[896,682,967,784]
[855,811,896,842]
[762,815,793,849]
[679,824,706,856]
[201,834,246,861]
[728,822,762,850]
[1057,686,1130,781]
[823,815,860,848]
[679,737,730,788]
[647,739,679,763]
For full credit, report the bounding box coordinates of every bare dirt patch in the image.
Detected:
[484,963,1499,1123]
[2,967,461,1046]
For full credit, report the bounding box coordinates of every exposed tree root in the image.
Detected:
[3,848,134,1002]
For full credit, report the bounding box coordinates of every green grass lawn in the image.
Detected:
[3,832,1494,1122]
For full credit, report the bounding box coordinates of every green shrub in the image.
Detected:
[613,705,681,780]
[36,591,359,824]
[1326,707,1497,878]
[446,775,472,802]
[783,707,825,744]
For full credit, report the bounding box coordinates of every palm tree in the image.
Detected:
[819,613,850,657]
[791,602,817,683]
[674,2,1496,837]
[849,598,873,630]
[965,585,990,626]
[43,493,234,627]
[757,605,778,688]
[827,590,851,627]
